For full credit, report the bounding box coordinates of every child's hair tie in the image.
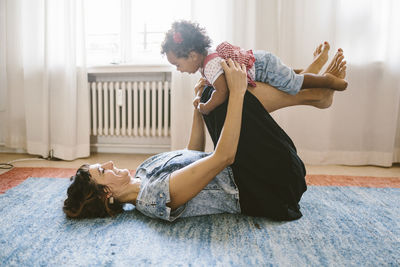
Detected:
[173,32,183,44]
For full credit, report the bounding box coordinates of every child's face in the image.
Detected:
[166,51,202,74]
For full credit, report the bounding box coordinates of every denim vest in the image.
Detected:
[135,150,240,222]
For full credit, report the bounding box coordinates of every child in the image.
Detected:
[161,20,348,115]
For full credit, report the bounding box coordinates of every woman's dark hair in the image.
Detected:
[161,20,211,58]
[63,164,123,219]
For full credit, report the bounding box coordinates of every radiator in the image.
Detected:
[90,80,170,137]
[88,69,172,154]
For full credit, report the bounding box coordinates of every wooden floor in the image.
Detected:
[1,153,400,177]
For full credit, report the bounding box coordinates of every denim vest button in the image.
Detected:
[159,212,164,216]
[159,193,163,198]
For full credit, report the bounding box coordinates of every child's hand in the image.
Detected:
[193,95,201,109]
[220,59,247,96]
[198,103,211,115]
[193,78,207,109]
[194,78,207,96]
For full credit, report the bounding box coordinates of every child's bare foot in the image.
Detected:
[323,73,348,91]
[323,48,348,91]
[302,41,330,74]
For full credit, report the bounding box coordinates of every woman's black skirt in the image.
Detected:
[201,86,307,221]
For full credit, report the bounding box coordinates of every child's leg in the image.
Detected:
[248,49,347,112]
[254,42,330,95]
[302,72,347,91]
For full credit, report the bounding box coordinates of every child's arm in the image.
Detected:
[198,74,229,115]
[192,78,206,110]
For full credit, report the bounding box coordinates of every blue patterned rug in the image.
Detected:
[0,178,399,266]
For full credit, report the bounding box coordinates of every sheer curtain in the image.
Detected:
[265,0,400,167]
[0,0,89,160]
[172,0,400,166]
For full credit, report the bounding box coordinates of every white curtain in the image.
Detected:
[263,0,400,167]
[0,0,89,160]
[172,0,400,166]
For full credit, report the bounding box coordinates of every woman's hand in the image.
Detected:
[220,59,247,96]
[193,96,201,110]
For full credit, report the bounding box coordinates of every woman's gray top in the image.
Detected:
[135,150,241,222]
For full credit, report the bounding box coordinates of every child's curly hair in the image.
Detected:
[161,20,211,58]
[63,164,124,219]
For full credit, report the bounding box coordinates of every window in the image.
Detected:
[336,0,399,64]
[85,0,191,66]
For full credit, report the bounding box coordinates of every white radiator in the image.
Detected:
[90,80,170,137]
[88,68,172,154]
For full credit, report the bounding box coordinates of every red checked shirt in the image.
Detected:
[200,42,256,87]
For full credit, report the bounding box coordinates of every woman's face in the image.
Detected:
[89,161,132,196]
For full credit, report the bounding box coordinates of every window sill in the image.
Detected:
[87,63,173,74]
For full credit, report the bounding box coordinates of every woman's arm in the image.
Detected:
[186,109,205,151]
[169,59,247,209]
[187,78,207,151]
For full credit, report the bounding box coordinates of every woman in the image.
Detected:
[63,48,347,221]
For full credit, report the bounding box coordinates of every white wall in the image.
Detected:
[0,111,5,145]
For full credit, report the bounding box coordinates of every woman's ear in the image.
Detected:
[105,191,112,199]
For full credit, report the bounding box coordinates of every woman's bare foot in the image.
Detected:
[314,41,330,67]
[301,42,330,74]
[299,49,347,109]
[323,48,348,91]
[323,48,344,76]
